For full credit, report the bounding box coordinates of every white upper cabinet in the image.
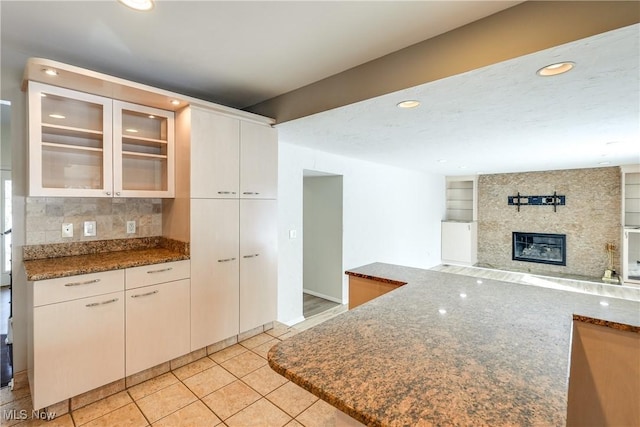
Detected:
[240,121,278,199]
[27,82,175,198]
[190,107,240,198]
[188,107,277,200]
[28,81,113,197]
[113,101,175,198]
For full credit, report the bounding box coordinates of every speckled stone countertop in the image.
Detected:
[268,263,640,426]
[24,237,189,281]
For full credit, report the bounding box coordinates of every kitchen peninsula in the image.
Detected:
[268,263,640,426]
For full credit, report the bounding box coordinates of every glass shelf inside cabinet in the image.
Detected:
[40,92,105,189]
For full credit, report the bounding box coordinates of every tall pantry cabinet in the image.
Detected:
[167,106,277,352]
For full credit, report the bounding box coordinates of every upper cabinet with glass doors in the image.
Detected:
[27,82,174,198]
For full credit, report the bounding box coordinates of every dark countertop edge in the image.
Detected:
[573,314,640,333]
[24,250,190,281]
[344,270,407,287]
[267,355,379,427]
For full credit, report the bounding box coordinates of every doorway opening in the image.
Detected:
[302,170,344,319]
[1,99,12,388]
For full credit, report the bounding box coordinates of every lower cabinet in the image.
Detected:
[28,260,190,410]
[441,221,478,266]
[125,279,190,376]
[29,270,125,410]
[190,198,277,350]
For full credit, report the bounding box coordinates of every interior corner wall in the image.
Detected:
[477,167,621,278]
[278,142,445,325]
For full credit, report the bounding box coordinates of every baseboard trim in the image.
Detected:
[303,289,342,304]
[283,316,306,327]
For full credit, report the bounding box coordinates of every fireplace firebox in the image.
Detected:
[512,232,566,266]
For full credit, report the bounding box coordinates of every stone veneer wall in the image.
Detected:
[25,197,162,245]
[478,167,620,278]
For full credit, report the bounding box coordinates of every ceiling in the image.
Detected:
[278,23,640,176]
[1,1,638,176]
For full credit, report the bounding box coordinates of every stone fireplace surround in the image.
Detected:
[477,167,620,279]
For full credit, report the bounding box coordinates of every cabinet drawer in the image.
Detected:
[33,269,125,307]
[125,260,190,290]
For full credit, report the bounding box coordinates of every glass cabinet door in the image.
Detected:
[113,101,174,198]
[28,81,113,197]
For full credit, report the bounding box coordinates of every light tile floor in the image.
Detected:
[0,323,347,427]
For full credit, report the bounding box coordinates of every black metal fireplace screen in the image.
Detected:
[512,232,566,266]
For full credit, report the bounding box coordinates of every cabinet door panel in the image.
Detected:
[240,121,277,199]
[28,81,113,197]
[113,101,175,198]
[190,108,240,198]
[125,279,190,375]
[240,199,277,332]
[32,291,124,410]
[190,199,240,350]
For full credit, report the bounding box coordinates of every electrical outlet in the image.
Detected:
[83,221,96,237]
[127,221,136,234]
[61,223,73,238]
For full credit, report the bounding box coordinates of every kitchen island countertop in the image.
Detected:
[268,263,640,426]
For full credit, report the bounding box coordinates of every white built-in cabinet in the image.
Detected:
[621,165,640,285]
[124,261,190,376]
[185,106,278,351]
[441,176,478,265]
[28,270,125,410]
[27,81,174,198]
[28,260,190,410]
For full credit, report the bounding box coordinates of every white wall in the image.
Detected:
[278,142,445,325]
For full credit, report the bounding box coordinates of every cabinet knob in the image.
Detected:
[115,192,121,196]
[106,192,111,196]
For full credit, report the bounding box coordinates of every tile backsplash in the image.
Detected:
[26,197,162,245]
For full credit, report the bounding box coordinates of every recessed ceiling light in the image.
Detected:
[396,100,420,109]
[599,301,609,307]
[476,279,483,284]
[48,114,65,119]
[459,293,467,298]
[599,161,611,165]
[42,68,58,76]
[170,99,181,106]
[438,309,447,315]
[118,0,154,11]
[536,62,575,76]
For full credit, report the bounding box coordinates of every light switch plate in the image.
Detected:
[289,229,297,239]
[127,221,136,234]
[62,223,73,238]
[83,221,97,237]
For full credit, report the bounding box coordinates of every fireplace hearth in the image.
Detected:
[513,232,566,266]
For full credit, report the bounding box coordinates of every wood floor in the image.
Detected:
[303,293,340,318]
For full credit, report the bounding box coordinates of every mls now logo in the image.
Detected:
[3,409,56,421]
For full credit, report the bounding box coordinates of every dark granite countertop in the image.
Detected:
[23,237,189,281]
[268,262,640,426]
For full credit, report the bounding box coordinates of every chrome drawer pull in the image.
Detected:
[243,253,260,258]
[242,192,260,195]
[218,257,237,263]
[86,298,118,307]
[146,267,173,274]
[65,278,101,287]
[217,191,237,195]
[131,290,159,298]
